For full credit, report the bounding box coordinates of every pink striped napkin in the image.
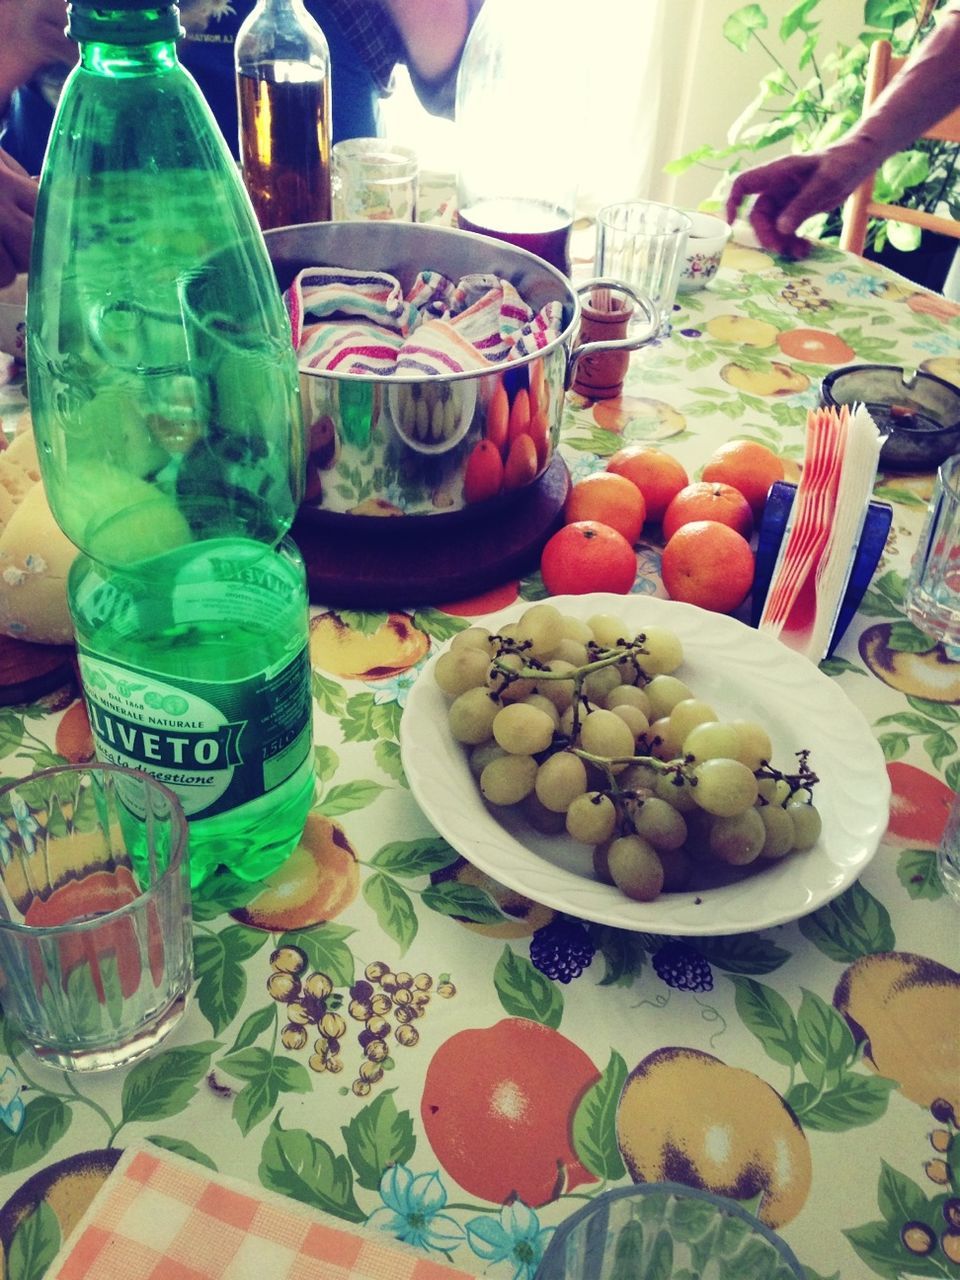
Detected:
[284,267,563,377]
[47,1145,476,1280]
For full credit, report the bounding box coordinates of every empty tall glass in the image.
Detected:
[0,765,192,1071]
[905,453,960,647]
[595,202,691,334]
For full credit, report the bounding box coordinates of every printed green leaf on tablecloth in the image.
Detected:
[370,838,459,878]
[572,1050,627,1181]
[120,1042,219,1127]
[362,872,418,953]
[341,1088,415,1191]
[280,925,355,988]
[220,1047,313,1135]
[260,1113,363,1222]
[6,1201,60,1280]
[193,926,268,1035]
[0,1098,71,1176]
[494,946,563,1028]
[420,880,506,925]
[798,883,896,962]
[146,1135,218,1170]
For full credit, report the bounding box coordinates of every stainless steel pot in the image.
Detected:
[266,221,657,519]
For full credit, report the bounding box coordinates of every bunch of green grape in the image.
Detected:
[435,602,822,904]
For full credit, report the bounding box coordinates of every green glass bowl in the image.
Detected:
[535,1183,805,1280]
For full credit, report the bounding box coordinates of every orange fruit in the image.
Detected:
[564,472,647,543]
[540,520,637,595]
[662,481,753,541]
[661,520,754,613]
[701,440,785,518]
[606,445,688,523]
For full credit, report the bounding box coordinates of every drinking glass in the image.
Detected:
[535,1183,804,1280]
[0,765,192,1071]
[594,202,691,334]
[331,139,418,223]
[905,453,960,646]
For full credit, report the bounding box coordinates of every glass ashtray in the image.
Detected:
[535,1183,805,1280]
[821,364,960,471]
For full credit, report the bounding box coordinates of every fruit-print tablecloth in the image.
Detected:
[0,237,958,1280]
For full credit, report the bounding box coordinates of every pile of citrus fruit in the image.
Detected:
[539,439,785,614]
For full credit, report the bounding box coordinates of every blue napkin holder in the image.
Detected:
[751,481,893,657]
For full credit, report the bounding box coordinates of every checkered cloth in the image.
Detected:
[47,1146,474,1280]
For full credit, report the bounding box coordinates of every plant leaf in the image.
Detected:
[723,4,768,52]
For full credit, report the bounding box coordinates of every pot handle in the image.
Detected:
[565,278,659,390]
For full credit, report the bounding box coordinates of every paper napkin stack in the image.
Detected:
[758,403,883,662]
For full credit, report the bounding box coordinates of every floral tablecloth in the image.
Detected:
[0,238,958,1280]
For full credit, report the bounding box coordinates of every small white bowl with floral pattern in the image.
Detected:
[678,212,733,291]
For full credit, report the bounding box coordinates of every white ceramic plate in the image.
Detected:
[400,593,890,936]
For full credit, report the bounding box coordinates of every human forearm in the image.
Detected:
[847,9,960,164]
[380,0,471,83]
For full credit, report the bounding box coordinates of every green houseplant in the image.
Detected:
[669,0,957,264]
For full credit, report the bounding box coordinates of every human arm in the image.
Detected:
[380,0,483,115]
[0,149,37,286]
[726,7,960,257]
[0,0,74,118]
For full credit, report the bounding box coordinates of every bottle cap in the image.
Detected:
[68,2,183,44]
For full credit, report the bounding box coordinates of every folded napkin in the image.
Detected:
[284,267,564,377]
[47,1145,475,1280]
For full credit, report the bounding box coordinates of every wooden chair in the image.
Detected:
[838,38,960,255]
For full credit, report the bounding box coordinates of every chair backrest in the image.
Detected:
[838,38,960,255]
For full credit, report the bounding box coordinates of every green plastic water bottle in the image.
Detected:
[27,0,314,885]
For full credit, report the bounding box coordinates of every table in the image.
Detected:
[0,237,958,1280]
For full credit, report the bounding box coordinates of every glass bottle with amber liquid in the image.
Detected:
[236,0,332,229]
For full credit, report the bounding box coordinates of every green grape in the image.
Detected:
[535,660,579,711]
[609,703,650,743]
[523,693,561,730]
[606,684,652,718]
[648,716,683,762]
[554,638,589,667]
[630,796,687,850]
[566,791,617,844]
[480,754,538,805]
[757,776,791,805]
[669,698,718,743]
[731,719,774,771]
[492,702,556,755]
[635,625,683,676]
[709,808,766,864]
[449,686,499,745]
[469,740,505,779]
[654,769,699,812]
[449,626,494,655]
[758,803,795,859]
[488,651,537,703]
[657,844,691,891]
[583,666,623,704]
[607,834,665,901]
[693,758,759,816]
[560,615,594,644]
[619,762,661,794]
[435,646,492,697]
[535,751,588,813]
[586,613,628,647]
[645,674,694,720]
[593,840,614,884]
[579,708,636,767]
[515,602,565,658]
[521,792,567,834]
[787,800,822,850]
[682,721,741,764]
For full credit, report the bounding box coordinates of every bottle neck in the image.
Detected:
[79,39,180,77]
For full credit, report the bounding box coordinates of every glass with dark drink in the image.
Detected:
[457,198,572,276]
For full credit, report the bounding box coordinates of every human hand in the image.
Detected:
[725,145,878,258]
[0,150,38,287]
[0,0,74,90]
